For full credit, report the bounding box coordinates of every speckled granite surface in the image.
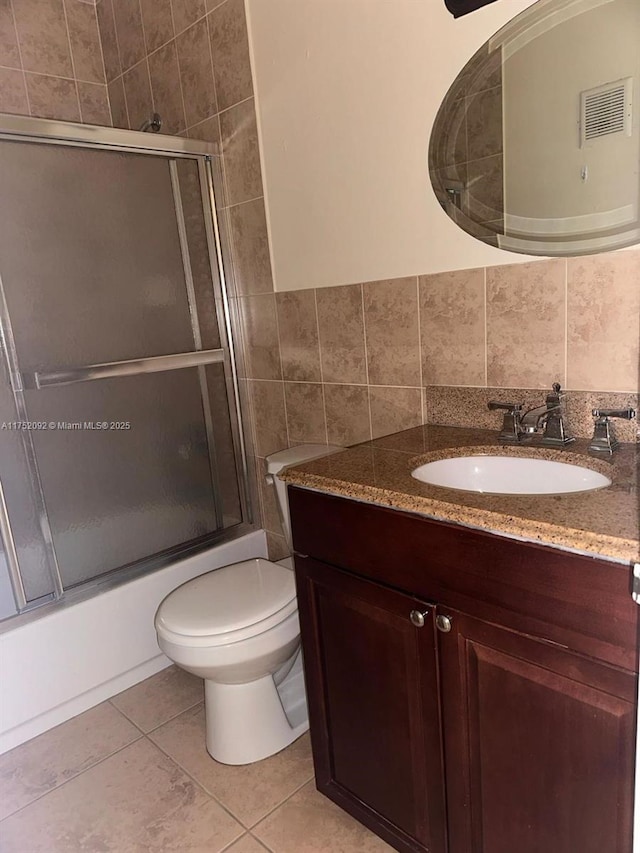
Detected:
[281,425,640,565]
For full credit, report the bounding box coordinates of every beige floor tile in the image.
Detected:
[224,834,270,852]
[0,701,140,820]
[253,780,394,852]
[0,738,243,853]
[150,704,315,827]
[110,664,204,732]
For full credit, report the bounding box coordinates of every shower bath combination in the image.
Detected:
[0,114,252,624]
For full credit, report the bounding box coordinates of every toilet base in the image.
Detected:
[204,652,309,765]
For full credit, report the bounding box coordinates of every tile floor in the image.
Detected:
[0,666,393,852]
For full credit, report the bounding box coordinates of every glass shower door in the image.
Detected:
[0,134,246,605]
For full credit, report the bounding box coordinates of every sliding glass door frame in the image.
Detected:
[0,113,254,621]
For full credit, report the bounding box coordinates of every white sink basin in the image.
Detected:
[411,455,611,495]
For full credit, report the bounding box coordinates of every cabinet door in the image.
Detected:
[438,608,636,853]
[295,556,447,853]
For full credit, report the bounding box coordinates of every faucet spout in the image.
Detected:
[521,403,559,432]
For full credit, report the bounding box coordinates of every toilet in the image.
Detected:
[154,444,342,765]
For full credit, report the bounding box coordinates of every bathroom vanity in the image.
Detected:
[283,426,639,853]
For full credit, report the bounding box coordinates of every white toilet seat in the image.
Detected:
[155,558,297,648]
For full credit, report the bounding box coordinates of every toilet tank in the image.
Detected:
[265,445,343,547]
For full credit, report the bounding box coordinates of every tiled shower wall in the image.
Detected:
[0,0,111,125]
[0,0,279,555]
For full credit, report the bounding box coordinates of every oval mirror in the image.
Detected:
[429,0,640,257]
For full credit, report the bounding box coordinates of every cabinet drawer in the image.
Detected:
[289,486,639,671]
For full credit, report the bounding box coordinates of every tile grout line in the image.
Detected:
[0,730,146,824]
[360,283,374,440]
[483,266,488,386]
[108,0,129,128]
[271,292,291,450]
[146,729,248,835]
[564,258,569,388]
[60,0,83,122]
[91,2,109,95]
[313,288,330,445]
[247,774,315,833]
[111,695,205,737]
[415,275,426,425]
[136,3,158,131]
[204,6,221,134]
[7,1,31,117]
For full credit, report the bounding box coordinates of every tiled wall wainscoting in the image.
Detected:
[246,249,640,554]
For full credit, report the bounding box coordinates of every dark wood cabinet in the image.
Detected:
[439,610,636,853]
[297,557,446,853]
[290,486,638,853]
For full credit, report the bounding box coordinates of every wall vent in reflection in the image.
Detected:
[580,78,632,146]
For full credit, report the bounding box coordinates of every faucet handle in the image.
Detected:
[592,407,637,420]
[487,401,523,443]
[589,408,636,455]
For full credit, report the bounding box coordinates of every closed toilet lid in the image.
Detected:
[155,558,296,640]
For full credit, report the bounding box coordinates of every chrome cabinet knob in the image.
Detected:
[410,609,429,627]
[436,614,453,633]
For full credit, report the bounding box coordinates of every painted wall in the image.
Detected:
[246,0,538,291]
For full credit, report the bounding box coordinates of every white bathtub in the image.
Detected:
[0,530,267,754]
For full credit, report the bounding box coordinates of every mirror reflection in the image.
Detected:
[429,0,640,256]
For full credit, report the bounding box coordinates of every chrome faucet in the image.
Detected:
[588,408,636,455]
[488,383,574,447]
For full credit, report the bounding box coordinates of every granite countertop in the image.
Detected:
[281,425,640,564]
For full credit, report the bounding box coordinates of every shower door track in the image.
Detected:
[0,112,254,620]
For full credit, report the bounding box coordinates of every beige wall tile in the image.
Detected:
[266,531,289,561]
[248,380,288,457]
[171,0,205,36]
[188,113,221,145]
[148,40,186,134]
[239,294,282,380]
[324,384,371,446]
[122,58,152,131]
[12,0,72,76]
[316,283,367,384]
[150,705,314,826]
[208,0,253,111]
[110,665,203,733]
[95,0,121,81]
[111,0,145,72]
[228,198,274,295]
[284,382,326,443]
[419,268,485,386]
[253,780,393,852]
[276,290,321,382]
[220,98,263,205]
[0,702,140,820]
[78,80,111,125]
[0,0,21,68]
[567,251,640,392]
[64,0,106,84]
[26,73,80,121]
[107,75,128,127]
[363,277,420,387]
[369,386,422,439]
[0,66,28,115]
[0,738,243,853]
[486,259,566,389]
[139,0,173,53]
[176,17,217,127]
